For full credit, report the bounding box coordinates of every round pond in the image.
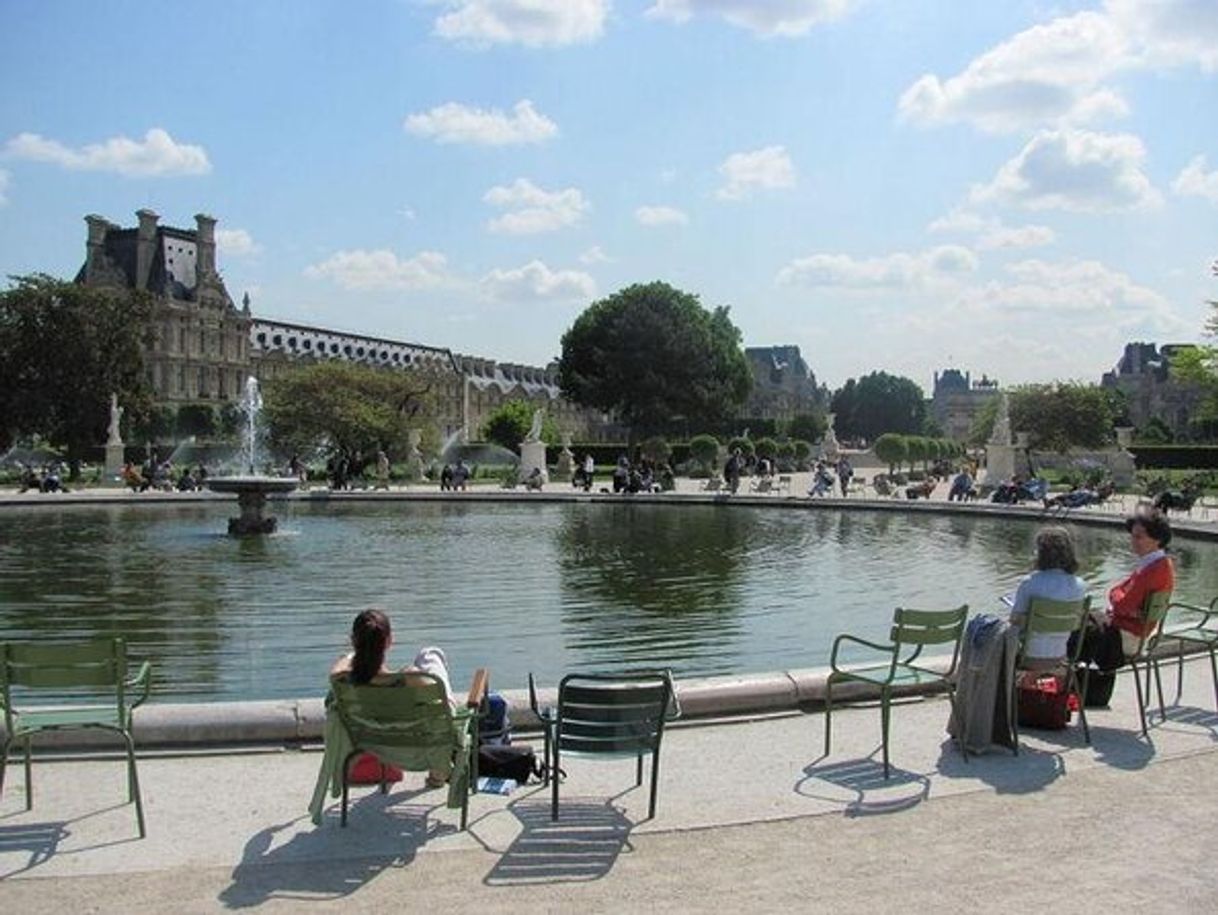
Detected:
[2,500,1215,702]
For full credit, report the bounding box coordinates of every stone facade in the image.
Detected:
[743,345,824,420]
[77,210,252,406]
[77,210,609,443]
[932,368,1000,441]
[1101,342,1206,439]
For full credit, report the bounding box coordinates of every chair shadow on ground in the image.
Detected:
[218,787,453,909]
[482,794,634,886]
[795,752,931,817]
[1158,704,1218,740]
[0,801,142,878]
[0,818,69,877]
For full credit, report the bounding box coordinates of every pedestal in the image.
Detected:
[983,443,1016,485]
[519,440,549,484]
[228,489,277,536]
[103,442,125,486]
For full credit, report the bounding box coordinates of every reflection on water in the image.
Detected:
[0,502,1215,703]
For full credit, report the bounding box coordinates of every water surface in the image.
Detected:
[2,501,1214,702]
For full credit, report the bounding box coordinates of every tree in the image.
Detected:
[176,404,218,439]
[688,434,720,473]
[1173,290,1218,430]
[753,436,778,461]
[788,412,827,444]
[0,274,153,475]
[481,399,557,451]
[873,433,908,475]
[971,383,1116,453]
[831,371,927,442]
[558,282,752,440]
[262,361,437,459]
[640,436,672,463]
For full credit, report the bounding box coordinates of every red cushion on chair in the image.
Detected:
[347,752,404,785]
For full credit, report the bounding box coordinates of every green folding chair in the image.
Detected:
[529,671,678,821]
[1125,591,1172,738]
[0,638,151,837]
[1159,597,1218,712]
[824,605,968,778]
[1011,596,1092,750]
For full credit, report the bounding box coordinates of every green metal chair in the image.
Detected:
[1158,597,1218,712]
[529,671,678,821]
[0,638,151,837]
[323,669,486,830]
[1124,590,1172,738]
[1011,596,1092,750]
[824,605,968,779]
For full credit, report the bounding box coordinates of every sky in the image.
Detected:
[0,0,1215,393]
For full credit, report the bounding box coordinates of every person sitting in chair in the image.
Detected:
[330,609,454,787]
[1068,509,1174,695]
[1008,526,1087,672]
[524,466,544,491]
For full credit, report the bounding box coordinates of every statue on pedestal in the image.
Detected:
[107,393,124,446]
[524,408,544,444]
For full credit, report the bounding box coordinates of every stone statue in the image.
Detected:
[107,393,124,446]
[989,392,1012,446]
[524,408,544,443]
[821,412,840,461]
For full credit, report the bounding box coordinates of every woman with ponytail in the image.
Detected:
[331,608,454,699]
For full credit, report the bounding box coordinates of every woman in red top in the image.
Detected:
[1069,509,1174,692]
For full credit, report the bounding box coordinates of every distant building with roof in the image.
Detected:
[1101,342,1205,439]
[743,345,825,420]
[931,368,1000,441]
[77,210,610,442]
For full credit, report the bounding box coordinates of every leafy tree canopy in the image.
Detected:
[830,371,927,441]
[968,383,1117,452]
[263,360,437,459]
[481,399,558,451]
[558,282,752,440]
[788,412,827,444]
[0,274,153,470]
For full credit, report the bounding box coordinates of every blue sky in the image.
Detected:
[1,1,1215,390]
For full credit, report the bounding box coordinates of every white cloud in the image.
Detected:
[776,245,978,289]
[646,0,860,37]
[215,228,260,257]
[435,0,608,47]
[579,245,612,264]
[404,99,558,146]
[927,208,1056,250]
[480,260,596,302]
[635,204,689,226]
[1108,0,1218,72]
[716,145,796,200]
[484,178,589,234]
[970,128,1160,212]
[4,128,211,176]
[1172,155,1218,204]
[0,168,8,206]
[898,1,1218,133]
[304,250,451,291]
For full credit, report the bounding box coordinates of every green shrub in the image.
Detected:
[688,434,720,472]
[754,436,778,460]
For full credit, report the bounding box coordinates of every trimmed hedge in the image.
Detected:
[1129,446,1218,470]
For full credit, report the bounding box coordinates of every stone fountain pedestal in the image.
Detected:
[206,477,298,536]
[519,440,549,484]
[103,442,125,486]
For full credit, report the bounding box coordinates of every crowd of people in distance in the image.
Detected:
[16,462,69,493]
[610,454,675,494]
[121,459,208,492]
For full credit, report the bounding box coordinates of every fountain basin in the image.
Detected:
[205,476,298,535]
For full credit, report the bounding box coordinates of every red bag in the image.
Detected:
[1017,674,1073,730]
[347,752,404,785]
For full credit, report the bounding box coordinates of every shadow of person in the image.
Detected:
[218,791,453,909]
[483,797,633,886]
[934,739,1065,795]
[795,754,931,817]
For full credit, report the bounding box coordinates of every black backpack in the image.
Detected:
[478,744,542,784]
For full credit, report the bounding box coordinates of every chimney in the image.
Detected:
[135,208,159,290]
[195,213,217,280]
[84,214,110,283]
